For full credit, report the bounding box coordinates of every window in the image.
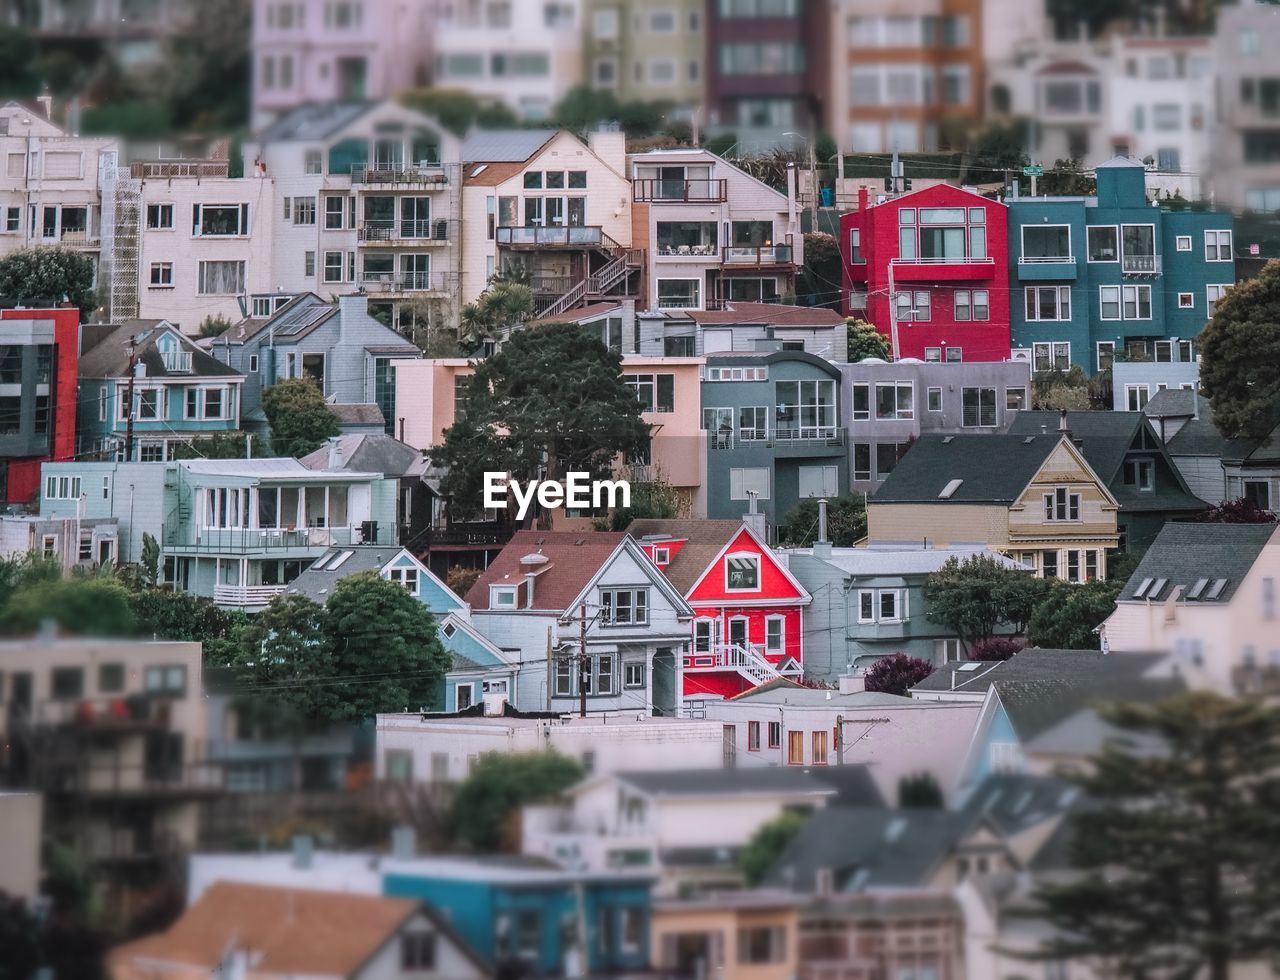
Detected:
[1125,384,1149,411]
[748,720,761,751]
[738,406,768,442]
[325,195,346,229]
[144,664,187,695]
[811,731,829,766]
[193,203,248,236]
[1033,342,1071,372]
[491,585,517,608]
[848,227,864,263]
[1099,285,1121,320]
[894,290,931,322]
[657,279,700,309]
[1044,487,1081,522]
[1178,292,1195,309]
[953,289,988,321]
[1025,285,1071,321]
[149,262,173,287]
[401,933,436,971]
[595,655,615,695]
[1207,283,1231,314]
[1121,284,1152,320]
[1176,235,1192,252]
[729,467,770,500]
[799,465,838,498]
[1096,341,1115,372]
[387,566,418,592]
[624,663,644,688]
[304,251,315,278]
[937,638,963,663]
[962,387,997,427]
[98,663,125,693]
[1123,458,1155,490]
[304,148,322,174]
[1086,225,1118,262]
[1205,230,1232,261]
[875,382,914,420]
[768,721,781,749]
[1022,224,1071,261]
[198,261,245,295]
[601,589,649,626]
[44,476,82,500]
[878,590,901,621]
[51,667,84,700]
[323,251,344,283]
[852,443,871,482]
[146,203,173,229]
[624,373,675,413]
[726,553,760,591]
[927,387,943,412]
[293,197,316,225]
[1007,387,1027,411]
[787,730,804,765]
[851,384,870,421]
[554,659,573,696]
[765,616,784,654]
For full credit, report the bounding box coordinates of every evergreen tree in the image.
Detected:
[924,554,1048,650]
[450,752,585,852]
[846,318,891,362]
[262,378,341,457]
[1199,259,1280,440]
[0,246,96,315]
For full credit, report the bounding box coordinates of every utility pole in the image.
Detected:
[123,334,139,462]
[578,602,589,719]
[807,125,819,232]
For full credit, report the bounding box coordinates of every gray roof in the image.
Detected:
[1165,415,1231,458]
[1142,389,1200,419]
[956,772,1084,838]
[1115,522,1277,604]
[728,680,915,709]
[461,128,557,163]
[789,545,1023,578]
[872,434,1062,504]
[610,765,883,806]
[255,101,376,142]
[79,321,241,380]
[177,458,379,481]
[300,434,426,479]
[284,545,404,602]
[328,403,386,427]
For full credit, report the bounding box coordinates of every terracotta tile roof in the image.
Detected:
[107,882,420,978]
[627,519,744,595]
[687,302,845,328]
[465,530,627,611]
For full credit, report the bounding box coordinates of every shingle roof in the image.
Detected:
[461,128,558,164]
[687,302,843,327]
[328,403,386,427]
[1165,414,1232,457]
[78,321,240,380]
[791,545,1024,578]
[1115,522,1277,603]
[254,100,376,142]
[464,530,627,611]
[1142,389,1200,419]
[300,434,426,479]
[608,766,878,803]
[872,433,1062,504]
[528,301,621,326]
[627,519,744,594]
[284,545,402,602]
[108,881,423,977]
[956,772,1084,838]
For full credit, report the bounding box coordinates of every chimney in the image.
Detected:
[338,293,370,318]
[1058,409,1071,437]
[390,826,416,861]
[327,437,342,469]
[1192,384,1200,421]
[587,128,627,178]
[813,498,832,560]
[36,94,52,120]
[743,491,767,539]
[838,673,865,695]
[858,186,868,213]
[290,834,313,870]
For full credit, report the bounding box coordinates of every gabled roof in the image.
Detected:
[790,545,1024,578]
[78,321,241,380]
[285,545,430,603]
[628,519,744,593]
[1142,388,1200,420]
[1228,420,1280,466]
[300,434,427,479]
[1165,415,1232,458]
[728,678,914,708]
[956,772,1084,838]
[254,100,378,142]
[872,433,1070,505]
[1115,522,1278,604]
[107,881,468,978]
[465,530,628,612]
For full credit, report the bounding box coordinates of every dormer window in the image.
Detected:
[654,547,670,566]
[491,585,517,608]
[726,553,760,591]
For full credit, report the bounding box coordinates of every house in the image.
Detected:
[702,679,983,803]
[840,358,1031,492]
[1143,391,1231,506]
[206,292,420,436]
[327,403,388,437]
[77,319,245,462]
[639,301,848,360]
[0,514,119,569]
[1007,156,1235,375]
[383,857,653,976]
[377,709,725,786]
[582,0,705,116]
[38,457,397,611]
[867,427,1120,580]
[241,100,464,330]
[1102,523,1280,696]
[782,544,1027,676]
[457,530,694,716]
[300,434,432,547]
[459,128,639,317]
[629,519,811,700]
[0,638,211,909]
[1221,422,1280,513]
[840,184,1010,363]
[108,881,489,980]
[650,891,801,980]
[1006,410,1208,551]
[1111,358,1200,412]
[522,766,882,894]
[0,307,79,506]
[629,147,802,312]
[700,349,849,526]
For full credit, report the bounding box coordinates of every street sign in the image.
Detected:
[1023,165,1044,177]
[1250,243,1261,256]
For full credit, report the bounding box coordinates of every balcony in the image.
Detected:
[656,243,720,260]
[497,226,606,248]
[360,271,458,296]
[357,219,454,244]
[169,522,393,555]
[213,583,288,609]
[709,428,846,456]
[1017,255,1079,281]
[130,159,230,180]
[721,242,795,267]
[633,178,728,203]
[34,695,173,732]
[1122,254,1162,276]
[351,164,449,188]
[890,256,997,282]
[161,350,193,373]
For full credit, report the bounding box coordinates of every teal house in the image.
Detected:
[701,349,848,525]
[77,320,244,461]
[383,859,652,976]
[1008,157,1235,375]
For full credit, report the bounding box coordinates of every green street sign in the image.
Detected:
[1023,165,1044,177]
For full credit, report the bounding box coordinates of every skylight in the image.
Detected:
[884,817,907,843]
[310,550,337,571]
[1206,578,1228,600]
[328,550,355,570]
[1133,577,1154,598]
[958,662,983,672]
[1187,578,1208,600]
[939,478,963,499]
[1148,578,1168,600]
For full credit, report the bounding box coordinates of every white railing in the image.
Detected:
[1018,255,1074,264]
[1122,254,1162,274]
[891,256,996,266]
[684,643,783,686]
[213,584,287,607]
[161,350,193,373]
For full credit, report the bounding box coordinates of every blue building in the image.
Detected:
[77,320,244,461]
[701,349,848,526]
[1008,157,1236,375]
[383,859,652,975]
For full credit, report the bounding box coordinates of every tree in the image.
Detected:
[1198,497,1279,524]
[399,87,518,136]
[446,566,482,598]
[924,554,1048,650]
[798,232,841,308]
[738,811,808,886]
[1029,694,1280,980]
[450,752,585,852]
[262,378,341,457]
[863,653,934,696]
[166,431,266,461]
[1033,367,1091,411]
[230,593,336,719]
[197,314,233,339]
[553,84,621,133]
[777,495,867,548]
[0,246,96,315]
[323,572,450,719]
[0,578,135,637]
[0,553,62,610]
[1026,578,1123,650]
[968,636,1023,661]
[153,0,250,131]
[1199,260,1280,440]
[130,589,250,664]
[846,318,891,362]
[0,890,104,980]
[898,772,944,808]
[434,322,651,520]
[140,532,160,585]
[458,278,533,350]
[599,477,686,530]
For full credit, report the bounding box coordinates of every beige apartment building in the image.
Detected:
[1210,0,1280,212]
[583,0,706,116]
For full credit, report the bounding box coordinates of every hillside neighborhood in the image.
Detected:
[2,0,1280,978]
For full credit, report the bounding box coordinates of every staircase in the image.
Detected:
[534,236,643,320]
[686,643,786,687]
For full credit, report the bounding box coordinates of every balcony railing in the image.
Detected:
[633,178,728,203]
[709,427,845,450]
[722,242,795,266]
[172,523,393,553]
[33,695,174,730]
[351,164,449,187]
[130,159,230,179]
[657,243,719,258]
[497,225,605,248]
[213,584,288,608]
[1018,255,1074,264]
[361,271,455,294]
[357,219,453,243]
[161,350,193,373]
[1122,254,1162,274]
[58,228,99,246]
[891,255,996,266]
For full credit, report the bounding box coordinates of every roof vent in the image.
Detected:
[1023,436,1035,444]
[942,436,954,444]
[519,552,548,567]
[884,817,907,843]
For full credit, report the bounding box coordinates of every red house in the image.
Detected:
[630,519,810,701]
[840,185,1010,363]
[1,307,79,505]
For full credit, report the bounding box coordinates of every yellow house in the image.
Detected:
[868,429,1120,580]
[650,892,801,980]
